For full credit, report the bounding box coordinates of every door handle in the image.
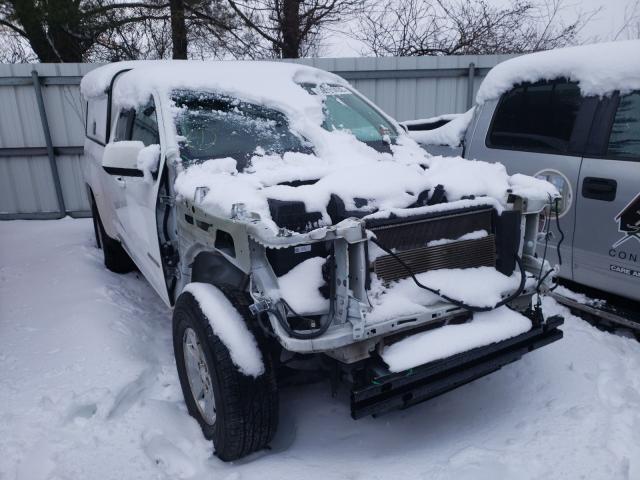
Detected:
[582,177,617,201]
[115,176,126,188]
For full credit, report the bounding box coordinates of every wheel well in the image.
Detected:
[191,251,249,292]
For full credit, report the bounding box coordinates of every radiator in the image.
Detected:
[368,207,496,282]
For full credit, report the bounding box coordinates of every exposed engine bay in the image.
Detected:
[175,178,553,361]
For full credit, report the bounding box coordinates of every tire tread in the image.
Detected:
[173,288,279,461]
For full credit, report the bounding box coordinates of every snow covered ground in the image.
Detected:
[1,218,640,480]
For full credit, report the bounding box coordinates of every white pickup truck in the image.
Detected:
[81,60,563,460]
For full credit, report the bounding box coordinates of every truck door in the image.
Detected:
[112,98,170,304]
[573,90,640,301]
[467,80,594,280]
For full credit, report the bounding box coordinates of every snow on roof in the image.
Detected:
[81,60,346,125]
[476,40,640,103]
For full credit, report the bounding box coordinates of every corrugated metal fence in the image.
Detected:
[0,64,95,219]
[0,54,515,220]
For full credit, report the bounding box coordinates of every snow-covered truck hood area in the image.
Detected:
[82,61,559,231]
[2,218,640,479]
[173,150,557,230]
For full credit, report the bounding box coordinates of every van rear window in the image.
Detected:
[488,80,582,155]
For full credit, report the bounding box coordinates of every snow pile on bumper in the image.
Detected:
[381,306,532,372]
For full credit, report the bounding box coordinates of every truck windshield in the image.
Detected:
[173,91,311,170]
[172,84,398,169]
[303,83,398,148]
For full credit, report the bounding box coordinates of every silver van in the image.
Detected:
[406,41,640,329]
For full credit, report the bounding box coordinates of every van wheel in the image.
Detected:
[172,288,279,461]
[90,196,135,273]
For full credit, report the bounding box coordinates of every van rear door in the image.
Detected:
[573,91,640,301]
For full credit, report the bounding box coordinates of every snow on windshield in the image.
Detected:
[173,91,312,171]
[476,40,640,103]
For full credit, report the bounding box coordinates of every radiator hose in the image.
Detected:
[370,237,527,313]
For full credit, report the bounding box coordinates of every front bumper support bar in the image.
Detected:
[350,315,564,419]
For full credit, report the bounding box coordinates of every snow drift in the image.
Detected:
[2,218,639,480]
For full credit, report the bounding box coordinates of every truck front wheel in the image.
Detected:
[172,288,279,461]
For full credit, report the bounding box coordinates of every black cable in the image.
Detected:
[535,196,554,296]
[548,198,565,292]
[553,197,565,266]
[536,268,555,289]
[536,195,552,282]
[273,298,334,340]
[370,237,527,313]
[256,311,277,339]
[537,197,566,293]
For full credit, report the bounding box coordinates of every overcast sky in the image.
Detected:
[322,0,639,57]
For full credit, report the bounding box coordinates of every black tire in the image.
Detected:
[91,202,102,250]
[90,195,136,274]
[172,288,279,461]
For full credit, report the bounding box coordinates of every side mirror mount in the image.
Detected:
[102,141,144,177]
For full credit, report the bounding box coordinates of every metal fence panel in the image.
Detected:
[0,55,515,220]
[0,63,98,218]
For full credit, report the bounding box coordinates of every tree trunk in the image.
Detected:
[280,0,301,58]
[10,0,86,62]
[47,0,85,62]
[9,0,60,61]
[170,0,188,59]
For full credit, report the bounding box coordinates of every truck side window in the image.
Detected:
[488,79,582,155]
[131,100,160,146]
[607,91,640,160]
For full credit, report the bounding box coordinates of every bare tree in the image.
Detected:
[0,0,251,62]
[612,0,640,40]
[226,0,364,58]
[352,0,600,57]
[0,0,173,62]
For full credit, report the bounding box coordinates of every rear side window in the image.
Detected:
[488,80,583,155]
[607,91,640,160]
